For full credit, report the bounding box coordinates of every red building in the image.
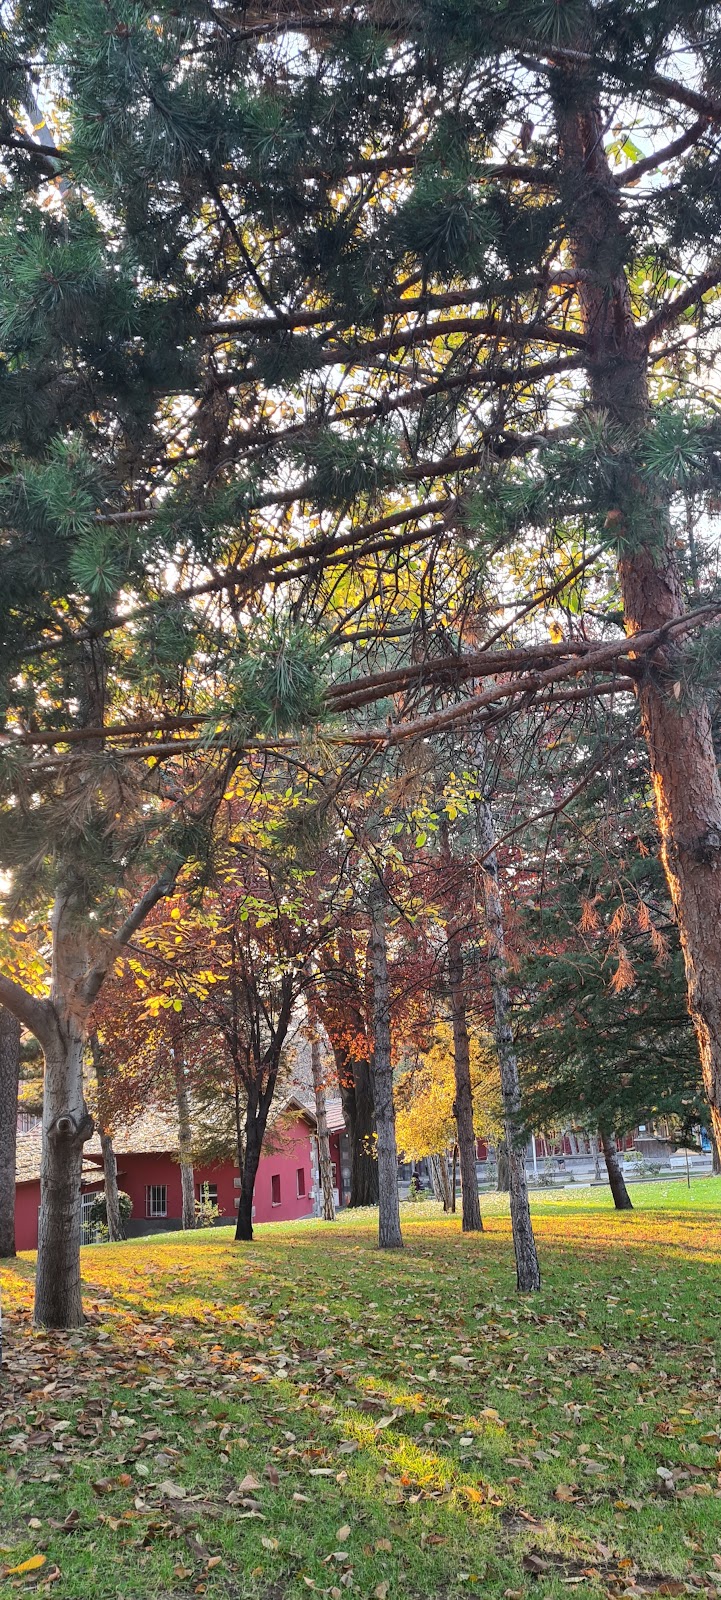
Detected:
[14,1097,348,1251]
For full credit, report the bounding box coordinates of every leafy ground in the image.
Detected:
[2,1182,721,1600]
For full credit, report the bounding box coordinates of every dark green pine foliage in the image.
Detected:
[518,787,707,1146]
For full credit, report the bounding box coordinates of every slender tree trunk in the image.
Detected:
[172,1047,195,1230]
[235,1114,262,1242]
[0,1007,21,1257]
[100,1131,123,1242]
[451,1143,457,1212]
[35,1019,93,1328]
[594,1134,603,1182]
[446,922,483,1232]
[478,801,540,1293]
[496,1140,510,1192]
[91,1035,124,1243]
[600,1129,633,1210]
[712,1130,721,1176]
[552,71,721,1156]
[368,882,402,1250]
[311,1031,335,1221]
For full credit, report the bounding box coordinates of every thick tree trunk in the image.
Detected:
[35,1020,93,1328]
[344,1055,378,1206]
[600,1129,633,1210]
[311,1031,335,1221]
[172,1049,195,1230]
[100,1130,124,1242]
[478,802,541,1292]
[368,882,403,1249]
[552,72,721,1157]
[0,1007,21,1257]
[446,923,483,1232]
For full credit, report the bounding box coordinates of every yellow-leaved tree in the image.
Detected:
[395,1023,502,1208]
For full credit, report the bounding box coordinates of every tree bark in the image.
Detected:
[319,936,378,1206]
[600,1129,633,1210]
[99,1130,124,1241]
[712,1129,721,1176]
[0,1007,21,1257]
[451,1143,457,1212]
[496,1139,510,1192]
[235,1111,262,1241]
[551,69,721,1157]
[172,1046,195,1230]
[35,1019,93,1327]
[429,1151,452,1210]
[446,922,483,1232]
[91,1034,124,1243]
[368,881,403,1249]
[311,1030,336,1221]
[478,801,541,1292]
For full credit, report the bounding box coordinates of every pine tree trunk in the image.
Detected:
[446,923,483,1232]
[552,72,721,1157]
[35,1020,93,1328]
[172,1048,195,1230]
[91,1035,124,1243]
[0,1007,20,1257]
[600,1129,633,1210]
[100,1131,124,1242]
[311,1031,336,1221]
[478,802,541,1292]
[368,882,403,1250]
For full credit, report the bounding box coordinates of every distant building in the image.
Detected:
[14,1097,349,1250]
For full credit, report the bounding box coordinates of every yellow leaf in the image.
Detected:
[549,621,564,642]
[8,1556,47,1575]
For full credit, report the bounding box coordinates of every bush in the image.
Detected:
[88,1189,133,1226]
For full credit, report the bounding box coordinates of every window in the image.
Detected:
[146,1184,167,1219]
[196,1182,218,1206]
[296,1167,306,1198]
[271,1174,281,1206]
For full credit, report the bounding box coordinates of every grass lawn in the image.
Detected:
[2,1182,721,1600]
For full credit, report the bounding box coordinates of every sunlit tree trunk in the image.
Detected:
[171,1043,195,1230]
[552,68,721,1157]
[0,1007,20,1257]
[311,1030,335,1221]
[368,881,402,1250]
[600,1129,633,1210]
[478,802,541,1292]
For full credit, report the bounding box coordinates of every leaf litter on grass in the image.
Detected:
[2,1188,721,1598]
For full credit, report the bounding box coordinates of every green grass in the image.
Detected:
[2,1182,721,1600]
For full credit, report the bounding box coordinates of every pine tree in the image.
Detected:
[4,0,721,1313]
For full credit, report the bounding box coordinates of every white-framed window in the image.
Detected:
[296,1167,306,1198]
[271,1174,281,1206]
[145,1184,167,1219]
[196,1181,218,1205]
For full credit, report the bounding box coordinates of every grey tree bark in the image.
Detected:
[172,1045,196,1230]
[439,820,483,1231]
[428,1151,452,1210]
[368,880,403,1250]
[478,801,541,1293]
[496,1140,510,1193]
[91,1035,124,1243]
[311,1029,336,1221]
[0,1007,21,1257]
[600,1129,633,1210]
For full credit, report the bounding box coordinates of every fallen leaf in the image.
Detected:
[374,1585,389,1600]
[337,1525,351,1542]
[238,1473,262,1492]
[158,1480,186,1499]
[262,1538,279,1551]
[554,1486,577,1502]
[7,1556,47,1575]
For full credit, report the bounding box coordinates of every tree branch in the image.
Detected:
[0,974,54,1049]
[616,118,710,186]
[643,259,721,342]
[80,867,180,1010]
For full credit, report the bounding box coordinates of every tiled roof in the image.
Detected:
[15,1094,347,1185]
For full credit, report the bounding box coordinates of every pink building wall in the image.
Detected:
[13,1113,327,1252]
